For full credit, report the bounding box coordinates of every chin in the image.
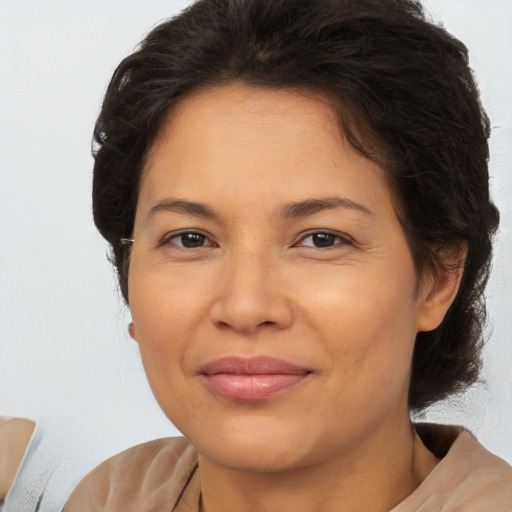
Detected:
[203,440,307,473]
[183,418,315,473]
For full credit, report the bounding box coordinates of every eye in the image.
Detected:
[162,231,216,249]
[295,231,351,249]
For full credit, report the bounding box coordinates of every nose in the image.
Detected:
[209,252,294,335]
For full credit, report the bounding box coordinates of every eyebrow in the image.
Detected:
[147,198,219,220]
[281,197,373,217]
[146,196,372,221]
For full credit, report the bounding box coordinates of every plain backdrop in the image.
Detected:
[0,1,510,510]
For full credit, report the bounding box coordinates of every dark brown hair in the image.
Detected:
[92,0,499,410]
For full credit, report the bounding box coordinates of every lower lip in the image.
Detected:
[202,373,309,401]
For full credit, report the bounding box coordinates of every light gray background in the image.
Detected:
[0,1,510,510]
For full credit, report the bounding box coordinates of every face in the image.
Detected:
[128,83,438,473]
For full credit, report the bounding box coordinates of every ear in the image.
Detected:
[128,321,138,341]
[416,244,467,332]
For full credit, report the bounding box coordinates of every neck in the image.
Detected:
[198,420,439,512]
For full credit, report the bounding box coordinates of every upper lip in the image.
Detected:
[199,356,311,375]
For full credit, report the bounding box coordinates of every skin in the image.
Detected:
[128,83,463,512]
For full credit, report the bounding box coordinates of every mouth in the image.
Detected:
[199,356,312,401]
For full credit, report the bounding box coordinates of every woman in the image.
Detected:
[65,0,512,510]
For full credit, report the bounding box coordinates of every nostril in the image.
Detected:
[209,291,294,332]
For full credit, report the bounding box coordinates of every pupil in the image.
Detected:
[182,233,205,248]
[313,233,335,247]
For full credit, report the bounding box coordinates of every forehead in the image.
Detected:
[138,82,394,221]
[146,82,342,165]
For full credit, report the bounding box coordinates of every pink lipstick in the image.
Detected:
[199,356,311,401]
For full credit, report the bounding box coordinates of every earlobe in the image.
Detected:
[128,321,138,341]
[417,246,466,332]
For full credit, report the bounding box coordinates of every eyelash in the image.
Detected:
[160,230,216,249]
[160,230,352,250]
[294,231,353,249]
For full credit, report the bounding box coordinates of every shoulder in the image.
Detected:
[392,423,512,512]
[64,437,198,511]
[442,427,512,509]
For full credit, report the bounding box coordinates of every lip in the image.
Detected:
[199,356,312,401]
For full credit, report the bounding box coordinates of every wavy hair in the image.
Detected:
[91,0,499,410]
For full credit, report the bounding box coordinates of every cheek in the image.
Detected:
[130,260,207,332]
[128,266,205,382]
[300,267,419,383]
[128,273,203,426]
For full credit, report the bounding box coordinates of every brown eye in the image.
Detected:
[296,232,350,248]
[165,232,211,248]
[310,233,337,247]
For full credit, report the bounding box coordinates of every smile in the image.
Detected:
[199,356,312,401]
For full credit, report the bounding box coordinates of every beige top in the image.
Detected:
[65,424,512,511]
[0,416,36,505]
